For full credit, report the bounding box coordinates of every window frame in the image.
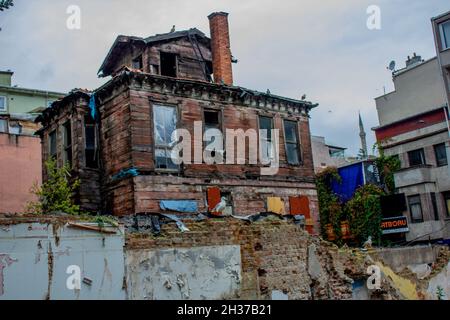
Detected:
[62,120,73,167]
[408,148,426,167]
[407,194,424,223]
[49,130,57,160]
[439,20,450,51]
[203,108,224,159]
[258,115,275,162]
[434,143,448,167]
[152,103,179,172]
[159,51,178,78]
[84,115,99,169]
[444,192,450,218]
[0,96,7,112]
[282,119,302,165]
[132,55,143,70]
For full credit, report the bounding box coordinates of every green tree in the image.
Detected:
[27,158,80,215]
[373,142,401,194]
[0,0,14,11]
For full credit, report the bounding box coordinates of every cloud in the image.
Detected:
[0,0,448,155]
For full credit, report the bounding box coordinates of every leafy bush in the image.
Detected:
[27,158,80,215]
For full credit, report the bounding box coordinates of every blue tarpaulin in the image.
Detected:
[111,168,139,181]
[160,200,198,213]
[89,92,97,120]
[331,162,364,202]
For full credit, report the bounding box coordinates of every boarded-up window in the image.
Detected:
[289,196,313,234]
[132,55,143,70]
[207,187,221,215]
[153,104,178,170]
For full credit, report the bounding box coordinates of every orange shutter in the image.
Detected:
[289,196,313,234]
[207,187,221,216]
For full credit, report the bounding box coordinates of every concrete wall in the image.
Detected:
[374,245,438,272]
[375,58,447,126]
[126,245,241,300]
[311,135,348,172]
[0,133,42,213]
[0,221,126,300]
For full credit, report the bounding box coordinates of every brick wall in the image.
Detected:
[125,217,355,300]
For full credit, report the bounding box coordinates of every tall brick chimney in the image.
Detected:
[208,12,233,86]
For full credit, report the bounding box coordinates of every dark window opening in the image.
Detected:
[63,121,72,166]
[132,55,143,70]
[408,148,425,167]
[283,120,301,165]
[49,130,57,160]
[153,105,178,170]
[204,109,223,159]
[408,195,424,223]
[431,193,439,221]
[160,52,177,77]
[84,116,98,169]
[434,143,448,167]
[444,192,450,218]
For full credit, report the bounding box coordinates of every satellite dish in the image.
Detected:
[388,60,396,71]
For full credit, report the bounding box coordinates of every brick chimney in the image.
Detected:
[208,12,233,86]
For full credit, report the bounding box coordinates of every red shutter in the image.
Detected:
[207,187,221,216]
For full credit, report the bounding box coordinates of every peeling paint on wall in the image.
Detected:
[126,245,241,300]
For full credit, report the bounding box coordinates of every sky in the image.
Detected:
[0,0,449,156]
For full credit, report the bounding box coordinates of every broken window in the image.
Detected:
[63,120,72,166]
[283,120,301,165]
[49,130,57,160]
[84,116,98,168]
[408,195,423,223]
[153,104,178,170]
[408,148,425,166]
[160,52,177,77]
[259,116,273,161]
[132,55,143,70]
[0,96,6,112]
[204,109,223,157]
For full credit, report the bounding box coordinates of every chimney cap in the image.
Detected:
[208,12,229,19]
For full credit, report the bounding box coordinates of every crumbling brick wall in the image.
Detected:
[125,217,356,300]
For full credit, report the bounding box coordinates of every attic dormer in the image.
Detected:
[98,28,213,82]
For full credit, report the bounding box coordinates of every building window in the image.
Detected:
[0,96,6,112]
[259,116,274,161]
[84,116,98,168]
[408,148,425,166]
[408,195,424,223]
[63,121,72,166]
[49,130,57,160]
[204,109,223,158]
[439,20,450,50]
[283,120,301,165]
[431,193,439,221]
[8,121,22,135]
[153,104,178,170]
[444,192,450,218]
[0,119,7,133]
[132,55,143,70]
[434,143,448,167]
[160,52,177,77]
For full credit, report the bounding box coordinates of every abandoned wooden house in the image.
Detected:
[36,12,320,233]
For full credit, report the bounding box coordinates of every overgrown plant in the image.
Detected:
[346,184,385,246]
[27,158,80,215]
[373,142,401,194]
[316,167,343,241]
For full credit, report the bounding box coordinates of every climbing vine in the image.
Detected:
[345,184,385,246]
[373,142,401,194]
